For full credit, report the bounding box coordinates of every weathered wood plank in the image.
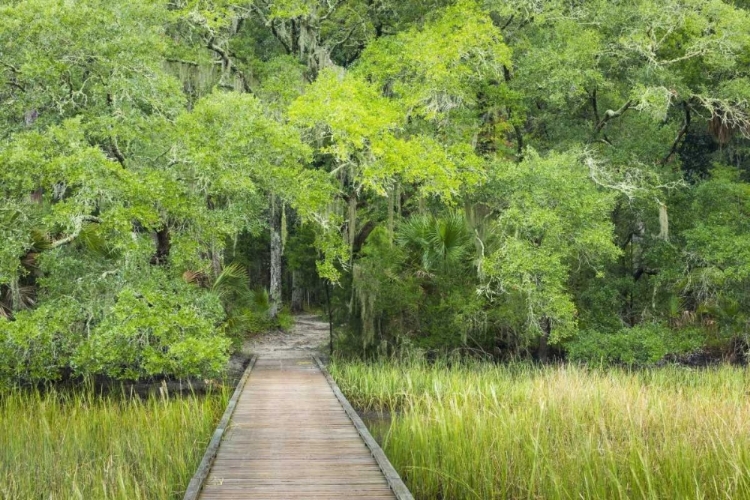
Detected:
[188,356,408,499]
[183,355,258,500]
[315,355,415,500]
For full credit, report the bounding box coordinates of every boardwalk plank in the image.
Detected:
[187,356,409,500]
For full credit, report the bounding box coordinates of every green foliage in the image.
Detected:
[567,325,707,365]
[342,215,491,354]
[1,270,229,383]
[356,0,512,121]
[349,226,421,350]
[276,309,295,331]
[398,212,473,274]
[482,149,620,344]
[74,287,228,380]
[683,167,750,287]
[289,68,480,200]
[0,299,85,384]
[0,0,185,134]
[2,0,750,383]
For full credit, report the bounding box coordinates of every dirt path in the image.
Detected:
[243,313,330,359]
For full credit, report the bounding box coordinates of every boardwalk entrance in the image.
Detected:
[188,356,410,500]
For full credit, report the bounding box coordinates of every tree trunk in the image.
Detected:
[395,182,401,219]
[150,227,170,265]
[269,194,282,319]
[291,269,304,313]
[387,185,395,244]
[538,317,551,363]
[210,238,222,278]
[348,192,357,259]
[347,192,358,314]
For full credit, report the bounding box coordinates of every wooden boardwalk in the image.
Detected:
[185,357,412,500]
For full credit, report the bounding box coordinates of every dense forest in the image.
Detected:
[1,0,750,384]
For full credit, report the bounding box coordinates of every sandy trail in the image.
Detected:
[243,313,330,359]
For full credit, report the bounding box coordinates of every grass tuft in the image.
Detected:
[331,359,750,499]
[0,385,228,499]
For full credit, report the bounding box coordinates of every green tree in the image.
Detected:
[481,150,620,360]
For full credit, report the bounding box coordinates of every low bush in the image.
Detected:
[566,324,707,365]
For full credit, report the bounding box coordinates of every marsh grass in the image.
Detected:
[0,384,229,499]
[331,359,750,499]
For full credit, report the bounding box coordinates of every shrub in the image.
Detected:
[567,324,706,365]
[0,298,85,385]
[73,287,229,380]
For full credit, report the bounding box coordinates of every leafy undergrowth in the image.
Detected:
[0,386,229,499]
[331,359,750,499]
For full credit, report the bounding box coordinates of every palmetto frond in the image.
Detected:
[397,214,435,271]
[397,212,473,275]
[0,282,36,315]
[251,288,270,312]
[211,262,250,300]
[212,262,248,290]
[433,212,472,265]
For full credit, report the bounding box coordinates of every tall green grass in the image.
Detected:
[331,359,750,499]
[0,386,229,499]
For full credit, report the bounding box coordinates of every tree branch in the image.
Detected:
[500,14,515,31]
[633,267,659,281]
[319,0,344,21]
[595,100,633,133]
[329,26,357,51]
[49,216,102,249]
[165,58,207,67]
[206,36,253,93]
[590,88,601,125]
[0,61,20,73]
[6,80,25,92]
[499,66,524,161]
[1,61,26,92]
[661,101,691,165]
[589,88,612,144]
[270,20,293,54]
[207,38,232,70]
[512,122,524,161]
[110,136,126,167]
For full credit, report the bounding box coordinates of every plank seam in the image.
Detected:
[183,355,258,500]
[314,355,415,500]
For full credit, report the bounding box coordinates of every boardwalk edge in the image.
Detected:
[182,355,258,500]
[314,355,415,500]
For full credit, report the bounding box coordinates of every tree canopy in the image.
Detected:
[1,0,750,383]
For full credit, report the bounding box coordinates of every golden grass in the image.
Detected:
[331,359,750,499]
[0,386,228,499]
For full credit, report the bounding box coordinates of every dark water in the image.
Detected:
[357,409,393,445]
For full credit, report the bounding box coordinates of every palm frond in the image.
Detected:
[29,229,52,252]
[78,223,111,256]
[212,262,249,293]
[251,288,270,312]
[397,212,473,274]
